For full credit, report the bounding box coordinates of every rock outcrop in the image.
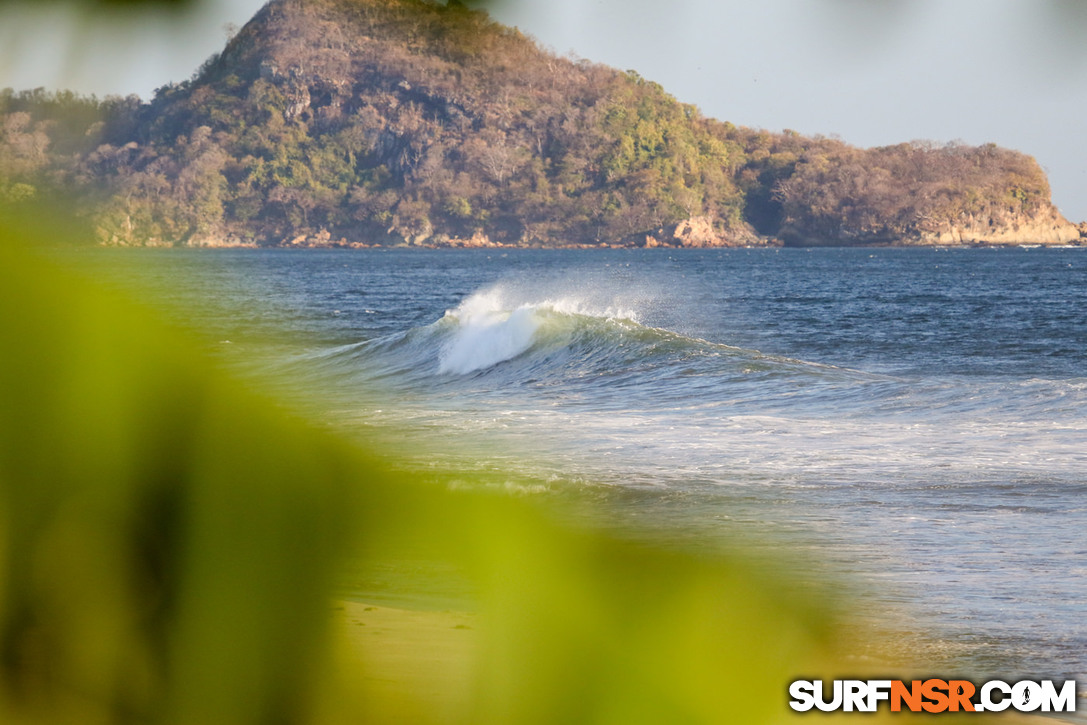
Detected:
[667,216,771,247]
[918,207,1081,245]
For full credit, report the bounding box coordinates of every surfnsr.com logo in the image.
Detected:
[789,679,1076,713]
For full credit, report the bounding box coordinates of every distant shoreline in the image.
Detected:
[109,239,1087,251]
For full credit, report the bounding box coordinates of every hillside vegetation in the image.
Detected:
[1,0,1080,247]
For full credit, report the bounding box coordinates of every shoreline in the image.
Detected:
[96,240,1087,251]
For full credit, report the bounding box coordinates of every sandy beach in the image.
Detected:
[330,600,1079,724]
[330,601,480,723]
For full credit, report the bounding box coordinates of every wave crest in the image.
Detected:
[437,287,638,375]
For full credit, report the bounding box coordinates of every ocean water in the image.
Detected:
[93,246,1087,690]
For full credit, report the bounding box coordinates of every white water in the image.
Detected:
[437,285,639,375]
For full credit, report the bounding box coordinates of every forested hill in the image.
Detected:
[1,0,1082,247]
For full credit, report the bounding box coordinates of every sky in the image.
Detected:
[2,0,1086,220]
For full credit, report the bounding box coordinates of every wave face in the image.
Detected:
[436,287,640,375]
[303,281,874,417]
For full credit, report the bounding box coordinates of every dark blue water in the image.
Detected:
[84,246,1087,691]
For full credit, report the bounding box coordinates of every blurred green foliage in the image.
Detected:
[0,222,368,723]
[0,211,883,724]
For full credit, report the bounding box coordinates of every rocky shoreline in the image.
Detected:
[176,212,1087,250]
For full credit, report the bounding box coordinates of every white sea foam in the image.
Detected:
[436,285,639,375]
[438,300,541,375]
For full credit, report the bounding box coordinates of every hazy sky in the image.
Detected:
[3,0,1086,220]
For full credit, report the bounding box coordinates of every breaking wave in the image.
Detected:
[291,283,872,414]
[435,287,640,375]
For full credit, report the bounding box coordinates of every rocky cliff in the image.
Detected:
[918,207,1081,246]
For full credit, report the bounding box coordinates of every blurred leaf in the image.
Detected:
[0,223,381,723]
[0,210,864,725]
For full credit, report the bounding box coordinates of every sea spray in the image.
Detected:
[438,304,542,375]
[436,285,639,375]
